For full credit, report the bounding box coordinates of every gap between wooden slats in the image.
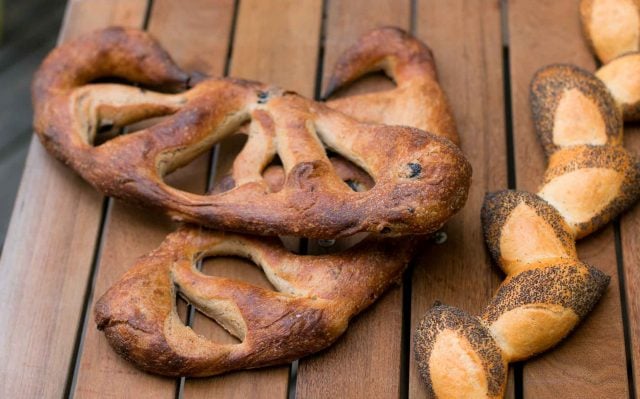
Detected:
[70,0,237,398]
[507,0,629,397]
[616,220,638,399]
[407,0,511,398]
[613,15,640,399]
[500,0,523,396]
[181,1,323,398]
[295,1,411,398]
[0,1,148,397]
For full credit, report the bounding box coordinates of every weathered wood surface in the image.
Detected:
[0,0,636,398]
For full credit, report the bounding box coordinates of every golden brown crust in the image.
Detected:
[31,27,191,103]
[324,27,459,145]
[32,27,470,239]
[415,258,610,397]
[418,187,617,395]
[95,227,416,376]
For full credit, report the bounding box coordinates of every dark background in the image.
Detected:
[0,0,67,249]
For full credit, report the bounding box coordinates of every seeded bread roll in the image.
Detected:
[581,0,640,120]
[414,63,640,398]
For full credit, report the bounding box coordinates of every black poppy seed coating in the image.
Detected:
[481,190,575,268]
[541,145,640,237]
[414,304,506,397]
[545,145,630,176]
[530,64,622,157]
[482,261,610,324]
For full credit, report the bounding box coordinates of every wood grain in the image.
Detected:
[228,0,322,95]
[621,126,640,395]
[183,0,323,397]
[407,0,508,398]
[72,0,235,397]
[508,0,629,396]
[295,1,410,398]
[0,1,148,397]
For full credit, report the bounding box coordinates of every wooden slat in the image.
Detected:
[60,0,148,41]
[622,135,640,395]
[619,0,640,388]
[295,1,411,398]
[227,0,322,95]
[408,0,509,397]
[508,0,629,396]
[0,0,148,397]
[182,1,323,397]
[72,0,235,397]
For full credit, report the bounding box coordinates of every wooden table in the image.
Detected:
[0,0,637,397]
